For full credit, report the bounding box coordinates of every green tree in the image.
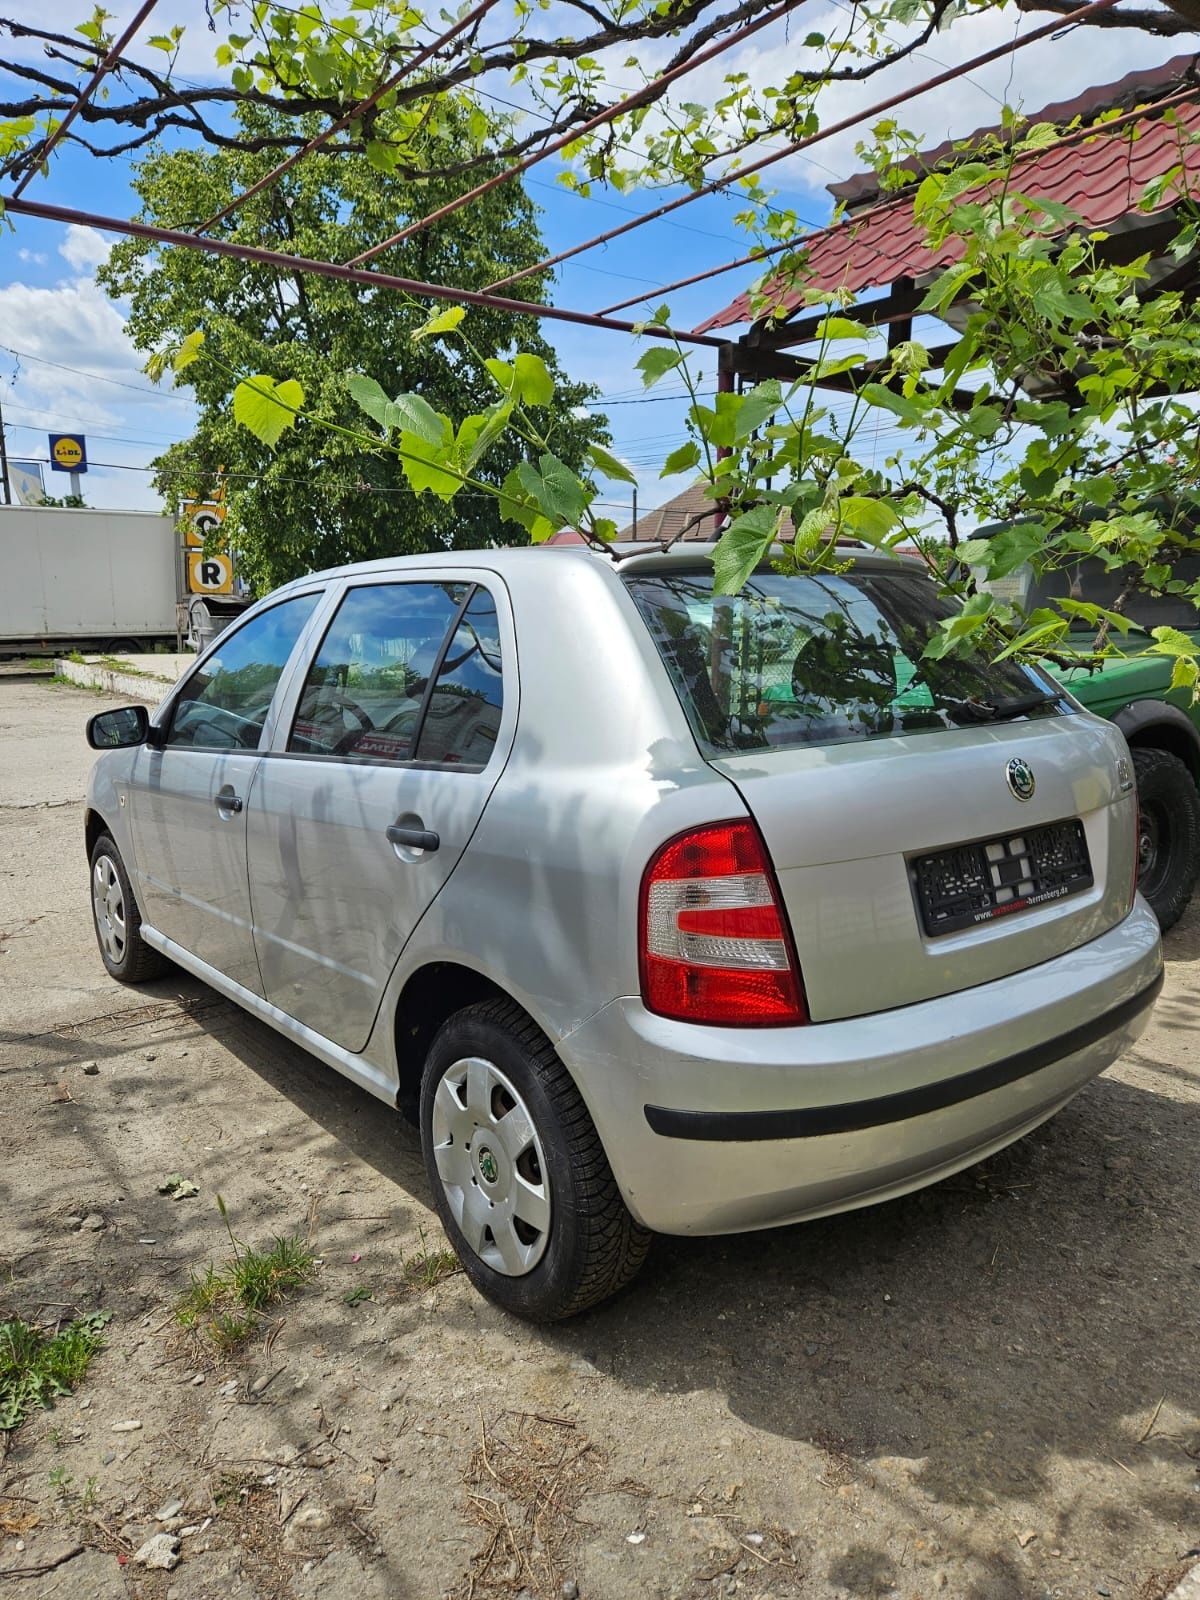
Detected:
[98,106,605,591]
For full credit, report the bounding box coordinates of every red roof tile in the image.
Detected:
[696,89,1200,335]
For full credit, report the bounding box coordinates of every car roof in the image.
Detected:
[273,539,926,596]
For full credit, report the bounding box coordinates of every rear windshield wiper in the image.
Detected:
[949,690,1060,723]
[988,690,1061,717]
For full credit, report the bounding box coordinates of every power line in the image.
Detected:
[17,450,642,509]
[0,342,177,399]
[4,415,188,448]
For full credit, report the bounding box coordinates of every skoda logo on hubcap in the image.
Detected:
[1006,757,1036,802]
[478,1148,499,1184]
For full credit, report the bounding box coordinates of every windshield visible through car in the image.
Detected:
[626,566,1066,755]
[1010,555,1200,634]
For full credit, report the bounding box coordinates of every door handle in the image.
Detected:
[387,823,439,852]
[215,788,243,815]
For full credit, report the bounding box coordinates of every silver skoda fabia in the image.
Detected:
[85,544,1163,1319]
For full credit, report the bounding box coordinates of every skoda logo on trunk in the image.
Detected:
[1006,757,1036,802]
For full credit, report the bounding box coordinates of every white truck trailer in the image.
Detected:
[0,505,246,657]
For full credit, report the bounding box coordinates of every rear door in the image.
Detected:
[246,575,513,1051]
[127,591,323,993]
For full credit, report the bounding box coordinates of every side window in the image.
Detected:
[289,582,466,761]
[167,593,320,751]
[416,587,504,767]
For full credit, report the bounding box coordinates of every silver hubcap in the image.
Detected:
[92,855,126,964]
[431,1057,551,1277]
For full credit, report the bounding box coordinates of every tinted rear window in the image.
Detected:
[1017,555,1200,632]
[626,567,1064,755]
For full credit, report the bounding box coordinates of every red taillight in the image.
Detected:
[638,820,808,1026]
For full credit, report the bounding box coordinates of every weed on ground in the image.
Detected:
[176,1199,316,1355]
[400,1233,461,1293]
[0,1312,109,1432]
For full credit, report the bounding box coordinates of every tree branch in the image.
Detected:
[1015,0,1200,31]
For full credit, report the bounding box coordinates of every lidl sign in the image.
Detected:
[49,433,88,473]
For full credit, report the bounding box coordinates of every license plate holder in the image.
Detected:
[911,818,1093,938]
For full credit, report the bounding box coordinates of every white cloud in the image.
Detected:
[0,246,196,512]
[16,248,46,265]
[59,224,112,273]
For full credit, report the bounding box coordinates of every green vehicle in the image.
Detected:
[1005,556,1200,930]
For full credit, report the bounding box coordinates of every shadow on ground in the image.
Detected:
[168,958,1200,1582]
[11,929,1192,1600]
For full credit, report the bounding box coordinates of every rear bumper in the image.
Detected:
[559,899,1163,1235]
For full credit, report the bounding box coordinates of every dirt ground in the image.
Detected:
[1,672,1198,1600]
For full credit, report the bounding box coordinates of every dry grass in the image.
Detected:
[0,1495,39,1537]
[209,1479,300,1600]
[457,1412,603,1600]
[1138,1562,1196,1600]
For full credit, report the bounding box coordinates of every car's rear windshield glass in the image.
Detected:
[625,567,1065,755]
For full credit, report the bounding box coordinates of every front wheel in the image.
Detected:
[89,834,169,983]
[1132,746,1200,932]
[419,999,651,1321]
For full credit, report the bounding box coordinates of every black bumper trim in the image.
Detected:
[643,968,1163,1143]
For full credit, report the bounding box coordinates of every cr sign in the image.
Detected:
[187,550,234,595]
[182,498,226,547]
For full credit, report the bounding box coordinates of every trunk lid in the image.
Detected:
[712,713,1135,1022]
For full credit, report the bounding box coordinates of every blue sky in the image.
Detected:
[0,1,1182,527]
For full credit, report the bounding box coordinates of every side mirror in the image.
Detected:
[86,705,151,750]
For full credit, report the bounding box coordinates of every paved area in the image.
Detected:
[1,674,1198,1600]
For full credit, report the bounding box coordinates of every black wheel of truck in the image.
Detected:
[1132,747,1200,931]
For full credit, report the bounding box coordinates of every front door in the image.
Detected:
[128,592,322,993]
[246,579,510,1050]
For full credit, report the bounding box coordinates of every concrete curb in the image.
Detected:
[55,658,174,705]
[1169,1564,1200,1600]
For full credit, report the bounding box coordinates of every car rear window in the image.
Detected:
[626,566,1066,755]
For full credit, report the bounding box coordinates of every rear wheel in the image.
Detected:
[419,999,651,1320]
[89,834,168,983]
[1132,747,1200,931]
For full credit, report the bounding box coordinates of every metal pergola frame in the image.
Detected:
[1,0,1157,437]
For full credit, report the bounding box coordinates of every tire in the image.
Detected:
[1132,746,1200,932]
[419,999,652,1321]
[89,833,169,983]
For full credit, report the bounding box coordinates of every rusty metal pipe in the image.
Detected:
[344,0,807,267]
[1,192,726,347]
[10,0,161,198]
[482,0,1125,294]
[193,0,503,235]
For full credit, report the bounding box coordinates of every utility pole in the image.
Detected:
[0,392,11,505]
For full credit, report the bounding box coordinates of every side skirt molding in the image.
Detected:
[139,925,399,1107]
